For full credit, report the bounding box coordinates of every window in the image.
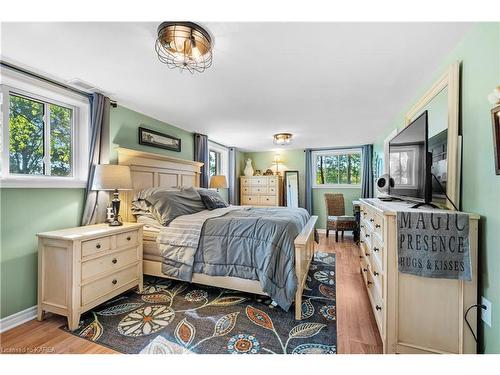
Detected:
[1,71,88,187]
[209,149,221,177]
[208,141,228,179]
[312,149,362,188]
[389,145,418,189]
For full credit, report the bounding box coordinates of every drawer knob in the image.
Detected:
[376,305,382,311]
[375,224,381,228]
[359,256,363,259]
[112,279,117,285]
[373,271,379,276]
[363,212,367,216]
[127,236,131,241]
[363,268,368,272]
[112,258,118,264]
[370,219,375,222]
[360,240,364,243]
[373,247,380,252]
[365,234,370,238]
[96,243,101,249]
[360,225,364,228]
[365,253,370,257]
[367,281,373,286]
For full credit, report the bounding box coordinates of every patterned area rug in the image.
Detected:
[67,251,337,354]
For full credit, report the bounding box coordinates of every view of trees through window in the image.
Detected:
[209,149,220,177]
[9,94,72,177]
[315,151,361,185]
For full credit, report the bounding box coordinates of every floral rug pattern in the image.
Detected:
[67,251,337,354]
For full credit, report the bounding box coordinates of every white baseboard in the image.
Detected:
[0,305,37,333]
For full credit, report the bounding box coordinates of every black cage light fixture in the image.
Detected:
[155,22,213,74]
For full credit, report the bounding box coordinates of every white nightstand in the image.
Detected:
[37,223,144,330]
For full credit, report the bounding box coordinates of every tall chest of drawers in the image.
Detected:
[358,198,478,354]
[240,175,283,206]
[37,223,143,330]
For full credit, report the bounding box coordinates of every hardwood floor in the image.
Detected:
[0,233,382,354]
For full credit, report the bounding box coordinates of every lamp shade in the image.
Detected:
[209,175,228,189]
[92,165,133,191]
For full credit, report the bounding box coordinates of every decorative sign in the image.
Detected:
[397,211,471,280]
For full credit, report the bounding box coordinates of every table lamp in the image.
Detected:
[92,164,132,226]
[209,175,228,192]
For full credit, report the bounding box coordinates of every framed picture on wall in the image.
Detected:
[492,106,500,175]
[139,127,181,152]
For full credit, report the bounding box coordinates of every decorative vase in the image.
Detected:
[244,158,254,177]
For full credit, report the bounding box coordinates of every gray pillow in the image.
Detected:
[131,187,181,217]
[145,186,206,226]
[197,189,229,210]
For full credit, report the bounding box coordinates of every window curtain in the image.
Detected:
[305,149,313,214]
[81,93,111,225]
[361,144,374,198]
[228,147,238,205]
[194,133,209,188]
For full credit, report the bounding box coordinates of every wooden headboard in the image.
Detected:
[117,147,203,222]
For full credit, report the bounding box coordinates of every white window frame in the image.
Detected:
[0,69,89,188]
[311,148,363,188]
[389,145,419,190]
[208,141,228,179]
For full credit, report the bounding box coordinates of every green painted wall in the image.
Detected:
[244,149,361,228]
[0,106,197,319]
[374,23,500,353]
[109,106,194,163]
[0,189,84,318]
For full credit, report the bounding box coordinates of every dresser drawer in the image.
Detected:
[370,258,384,298]
[81,247,138,281]
[259,195,276,205]
[369,285,384,335]
[117,230,138,248]
[373,213,384,237]
[371,233,384,270]
[82,236,111,257]
[241,186,251,195]
[251,186,266,195]
[268,177,278,185]
[81,264,138,306]
[241,178,251,186]
[252,177,267,186]
[241,195,258,205]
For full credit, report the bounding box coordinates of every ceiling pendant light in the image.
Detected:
[155,22,213,73]
[273,133,293,146]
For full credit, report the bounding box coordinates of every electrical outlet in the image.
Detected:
[481,296,492,327]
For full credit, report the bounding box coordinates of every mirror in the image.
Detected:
[405,62,460,209]
[284,170,299,208]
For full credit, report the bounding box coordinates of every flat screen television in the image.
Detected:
[388,111,432,205]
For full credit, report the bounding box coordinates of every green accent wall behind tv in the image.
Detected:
[373,23,500,353]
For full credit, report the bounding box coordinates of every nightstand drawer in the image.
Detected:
[81,247,138,281]
[241,186,251,194]
[81,264,138,306]
[253,177,267,186]
[117,230,138,248]
[82,237,111,257]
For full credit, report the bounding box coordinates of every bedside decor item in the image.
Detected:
[254,169,262,176]
[139,127,181,152]
[244,158,254,177]
[273,133,293,146]
[274,153,281,176]
[92,165,133,226]
[492,105,500,175]
[264,169,274,176]
[209,175,228,192]
[155,22,213,74]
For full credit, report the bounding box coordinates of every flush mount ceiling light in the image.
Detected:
[273,133,293,146]
[155,22,213,74]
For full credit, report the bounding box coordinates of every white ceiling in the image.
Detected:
[1,22,472,151]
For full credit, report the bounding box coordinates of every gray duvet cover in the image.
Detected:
[160,207,310,310]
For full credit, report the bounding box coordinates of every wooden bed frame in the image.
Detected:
[117,147,317,319]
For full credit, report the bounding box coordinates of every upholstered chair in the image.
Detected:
[324,193,357,242]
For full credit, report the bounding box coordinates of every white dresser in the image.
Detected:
[240,175,283,206]
[37,223,143,330]
[358,198,479,354]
